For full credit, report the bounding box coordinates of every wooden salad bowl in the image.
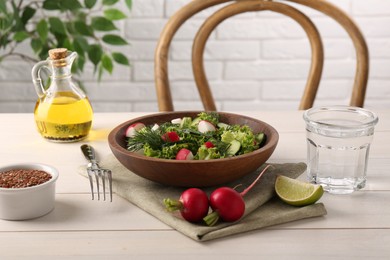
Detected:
[108,111,279,187]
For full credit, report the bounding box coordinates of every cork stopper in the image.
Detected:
[48,48,68,67]
[48,48,68,60]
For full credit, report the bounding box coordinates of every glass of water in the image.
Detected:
[303,106,378,194]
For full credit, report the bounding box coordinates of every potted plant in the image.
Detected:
[0,0,132,83]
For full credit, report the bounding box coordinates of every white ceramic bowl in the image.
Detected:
[0,163,59,220]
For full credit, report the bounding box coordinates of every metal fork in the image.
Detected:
[81,144,113,202]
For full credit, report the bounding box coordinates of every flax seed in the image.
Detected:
[0,169,52,188]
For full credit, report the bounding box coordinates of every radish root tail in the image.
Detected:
[240,164,272,197]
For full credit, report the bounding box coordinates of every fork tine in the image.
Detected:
[107,170,113,202]
[95,171,100,200]
[87,170,95,200]
[101,169,106,201]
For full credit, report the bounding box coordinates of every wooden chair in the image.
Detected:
[155,0,369,111]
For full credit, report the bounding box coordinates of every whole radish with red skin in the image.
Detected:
[204,165,272,226]
[164,188,209,223]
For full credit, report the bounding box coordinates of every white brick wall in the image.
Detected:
[1,0,389,113]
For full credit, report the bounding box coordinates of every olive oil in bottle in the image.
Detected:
[34,92,93,142]
[32,48,93,142]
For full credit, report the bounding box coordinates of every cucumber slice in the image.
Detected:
[217,122,229,129]
[180,117,192,128]
[256,132,266,146]
[227,140,241,156]
[191,117,201,127]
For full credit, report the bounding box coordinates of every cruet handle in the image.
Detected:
[31,60,50,98]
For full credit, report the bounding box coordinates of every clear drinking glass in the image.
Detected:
[303,106,378,194]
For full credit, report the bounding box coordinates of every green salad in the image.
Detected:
[126,112,266,160]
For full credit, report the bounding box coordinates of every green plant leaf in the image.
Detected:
[31,38,42,53]
[77,54,86,72]
[73,42,84,57]
[104,9,126,20]
[37,19,48,43]
[102,34,127,45]
[97,63,104,81]
[39,45,50,59]
[21,7,36,25]
[84,0,97,9]
[88,44,102,66]
[125,0,132,10]
[103,0,119,6]
[74,21,94,37]
[63,38,73,50]
[42,0,61,10]
[13,31,29,42]
[49,17,66,35]
[0,17,10,31]
[53,33,67,47]
[112,52,129,65]
[0,34,10,48]
[0,0,7,13]
[65,21,75,34]
[91,16,117,31]
[73,36,89,56]
[1,13,13,30]
[11,1,25,31]
[102,54,113,74]
[60,0,83,10]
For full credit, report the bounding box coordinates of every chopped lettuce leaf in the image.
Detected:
[196,112,219,126]
[197,145,222,160]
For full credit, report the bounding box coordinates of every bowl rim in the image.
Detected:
[108,111,279,164]
[0,163,59,192]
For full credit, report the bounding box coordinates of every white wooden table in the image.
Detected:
[0,111,389,259]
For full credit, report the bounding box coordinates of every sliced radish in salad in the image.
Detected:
[176,148,194,160]
[198,120,216,133]
[171,118,182,124]
[125,122,146,138]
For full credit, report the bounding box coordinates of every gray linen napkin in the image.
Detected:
[80,155,327,242]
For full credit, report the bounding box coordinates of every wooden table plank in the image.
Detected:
[0,229,389,259]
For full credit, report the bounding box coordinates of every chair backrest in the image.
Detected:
[155,0,369,112]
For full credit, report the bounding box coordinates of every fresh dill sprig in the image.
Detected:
[127,127,164,152]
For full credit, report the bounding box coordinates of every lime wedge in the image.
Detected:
[275,175,324,206]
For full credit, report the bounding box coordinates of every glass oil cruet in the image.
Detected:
[32,48,93,142]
